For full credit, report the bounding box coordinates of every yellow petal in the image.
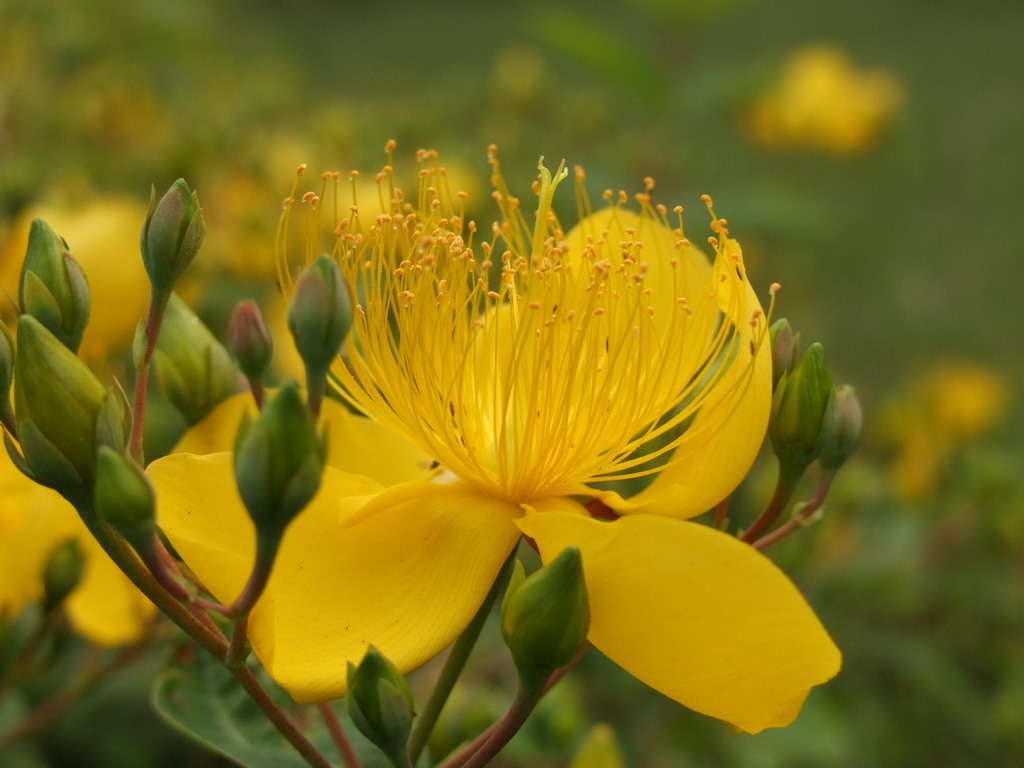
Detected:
[516,511,840,733]
[0,460,77,616]
[64,522,156,646]
[598,239,772,519]
[1,449,154,644]
[172,391,434,488]
[149,453,521,702]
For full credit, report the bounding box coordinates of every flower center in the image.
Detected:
[278,146,765,503]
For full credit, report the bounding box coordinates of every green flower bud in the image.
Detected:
[95,384,132,456]
[769,318,799,389]
[140,180,205,300]
[501,548,590,671]
[227,300,273,382]
[152,294,238,424]
[233,381,326,538]
[19,219,91,352]
[768,342,838,478]
[14,315,105,489]
[43,538,85,612]
[95,446,156,550]
[819,384,862,473]
[287,255,351,386]
[346,646,415,768]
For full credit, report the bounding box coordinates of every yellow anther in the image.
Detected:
[296,163,307,176]
[384,139,397,152]
[770,282,782,294]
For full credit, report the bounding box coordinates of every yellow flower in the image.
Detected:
[150,151,840,733]
[888,362,1009,501]
[0,448,155,645]
[0,198,151,363]
[748,44,903,155]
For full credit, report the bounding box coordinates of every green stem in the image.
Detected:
[753,471,834,550]
[406,549,517,763]
[459,667,550,768]
[438,646,586,768]
[73,499,332,768]
[318,702,362,768]
[226,535,280,667]
[740,463,803,543]
[129,290,170,463]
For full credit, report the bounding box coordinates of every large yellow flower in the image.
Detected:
[149,152,840,734]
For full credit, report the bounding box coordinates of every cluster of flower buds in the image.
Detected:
[768,320,862,479]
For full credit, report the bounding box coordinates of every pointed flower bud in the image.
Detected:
[43,538,85,612]
[19,219,91,352]
[95,384,132,456]
[769,318,799,389]
[818,384,862,473]
[287,255,351,386]
[769,342,838,478]
[345,646,415,768]
[501,548,590,671]
[140,179,205,299]
[153,294,238,424]
[96,446,156,551]
[13,315,105,489]
[233,381,326,539]
[227,300,273,382]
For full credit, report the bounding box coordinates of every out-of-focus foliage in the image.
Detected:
[1,0,1021,765]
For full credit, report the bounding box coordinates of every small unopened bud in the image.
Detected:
[769,318,799,389]
[769,342,838,478]
[19,219,91,352]
[819,384,862,472]
[14,315,105,490]
[95,385,132,455]
[233,381,326,539]
[43,538,84,612]
[501,548,590,671]
[346,646,415,768]
[227,300,273,382]
[287,255,351,396]
[95,446,156,551]
[140,180,205,300]
[152,294,237,424]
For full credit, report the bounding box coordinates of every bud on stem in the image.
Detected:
[227,300,273,408]
[140,180,205,304]
[346,646,415,768]
[287,255,351,418]
[19,219,91,353]
[43,539,84,612]
[501,548,589,672]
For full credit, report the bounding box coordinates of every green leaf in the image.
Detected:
[151,651,396,768]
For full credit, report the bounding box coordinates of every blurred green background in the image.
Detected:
[1,0,1021,765]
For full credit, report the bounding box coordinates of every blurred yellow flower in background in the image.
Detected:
[885,362,1009,501]
[1,198,151,362]
[748,44,903,155]
[0,450,154,645]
